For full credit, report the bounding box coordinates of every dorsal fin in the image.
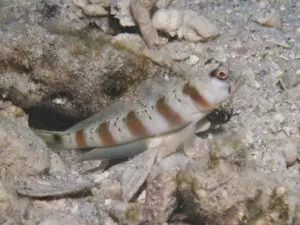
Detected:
[66,71,187,132]
[65,77,176,132]
[66,100,134,132]
[136,73,184,105]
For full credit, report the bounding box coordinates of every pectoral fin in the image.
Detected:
[195,118,211,133]
[33,129,66,150]
[77,139,150,161]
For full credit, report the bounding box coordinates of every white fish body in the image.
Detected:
[35,64,234,161]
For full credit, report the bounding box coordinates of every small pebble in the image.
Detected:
[283,141,297,167]
[273,39,290,49]
[258,0,269,9]
[225,9,232,14]
[279,5,286,11]
[186,55,199,65]
[52,97,66,105]
[274,113,284,123]
[275,186,286,196]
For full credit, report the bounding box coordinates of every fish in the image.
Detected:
[35,63,239,162]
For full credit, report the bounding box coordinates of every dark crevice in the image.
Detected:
[175,192,209,225]
[106,15,139,35]
[206,108,233,125]
[25,91,83,131]
[102,71,130,98]
[25,104,80,131]
[39,1,60,19]
[87,13,139,36]
[6,59,33,73]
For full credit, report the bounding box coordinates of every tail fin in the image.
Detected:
[33,129,65,150]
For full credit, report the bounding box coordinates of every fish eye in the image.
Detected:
[210,66,229,80]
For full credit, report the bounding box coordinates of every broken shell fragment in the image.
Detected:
[121,147,158,202]
[13,176,94,198]
[256,9,282,28]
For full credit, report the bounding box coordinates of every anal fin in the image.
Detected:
[77,139,150,161]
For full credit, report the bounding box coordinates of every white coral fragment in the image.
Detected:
[111,0,134,26]
[110,0,173,28]
[152,8,181,37]
[130,0,168,48]
[152,8,220,42]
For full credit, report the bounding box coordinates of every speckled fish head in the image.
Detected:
[184,64,231,111]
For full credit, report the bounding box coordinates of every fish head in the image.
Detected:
[187,64,233,110]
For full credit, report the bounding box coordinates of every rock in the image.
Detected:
[0,105,50,180]
[140,154,191,224]
[39,216,81,225]
[176,135,296,225]
[26,199,101,224]
[0,181,17,224]
[0,0,168,126]
[92,179,122,201]
[104,200,142,224]
[73,0,109,16]
[142,170,177,224]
